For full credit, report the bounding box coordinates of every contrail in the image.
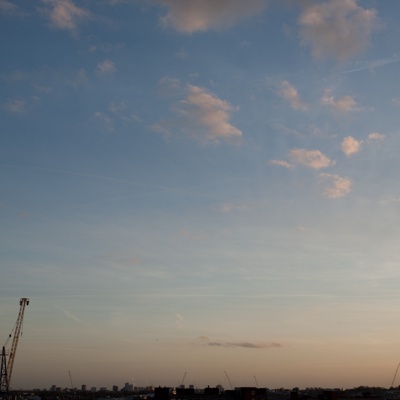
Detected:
[341,57,400,74]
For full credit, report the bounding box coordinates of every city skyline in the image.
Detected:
[2,0,400,391]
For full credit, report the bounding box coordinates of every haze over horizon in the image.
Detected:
[2,0,400,391]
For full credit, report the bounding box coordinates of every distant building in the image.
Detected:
[124,382,134,392]
[176,387,195,399]
[155,386,170,400]
[81,385,86,392]
[204,386,221,397]
[113,385,119,392]
[225,387,267,400]
[91,387,97,392]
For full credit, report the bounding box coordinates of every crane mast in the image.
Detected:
[5,298,29,387]
[1,347,9,397]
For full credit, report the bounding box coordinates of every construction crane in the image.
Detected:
[254,375,259,388]
[1,347,9,399]
[391,362,400,387]
[0,297,29,398]
[181,372,187,387]
[224,371,233,390]
[69,370,74,389]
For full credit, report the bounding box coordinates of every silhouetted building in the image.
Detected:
[204,386,221,397]
[155,386,170,400]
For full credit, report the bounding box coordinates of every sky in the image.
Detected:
[2,0,400,391]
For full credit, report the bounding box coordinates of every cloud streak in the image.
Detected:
[288,149,335,169]
[208,341,281,349]
[197,336,281,349]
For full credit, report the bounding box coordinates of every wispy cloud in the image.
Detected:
[208,341,281,349]
[279,81,308,111]
[109,101,141,123]
[158,76,182,95]
[219,203,248,213]
[95,111,114,131]
[179,229,204,240]
[341,136,361,156]
[0,0,24,16]
[288,149,335,169]
[197,336,281,349]
[96,59,116,75]
[367,132,385,142]
[269,159,293,169]
[42,0,90,32]
[322,89,358,113]
[298,0,378,61]
[156,0,268,33]
[319,172,352,198]
[60,308,91,326]
[3,98,26,113]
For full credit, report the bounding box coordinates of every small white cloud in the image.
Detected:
[341,136,361,156]
[269,159,293,169]
[219,203,248,213]
[298,0,378,61]
[181,85,242,142]
[319,173,352,198]
[157,85,242,144]
[156,0,268,33]
[322,90,358,112]
[367,132,385,142]
[42,0,90,32]
[288,149,335,170]
[96,59,116,75]
[279,81,308,111]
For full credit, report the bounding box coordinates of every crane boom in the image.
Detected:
[7,298,29,386]
[224,371,233,390]
[181,372,187,386]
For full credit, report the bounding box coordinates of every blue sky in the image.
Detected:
[2,0,400,391]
